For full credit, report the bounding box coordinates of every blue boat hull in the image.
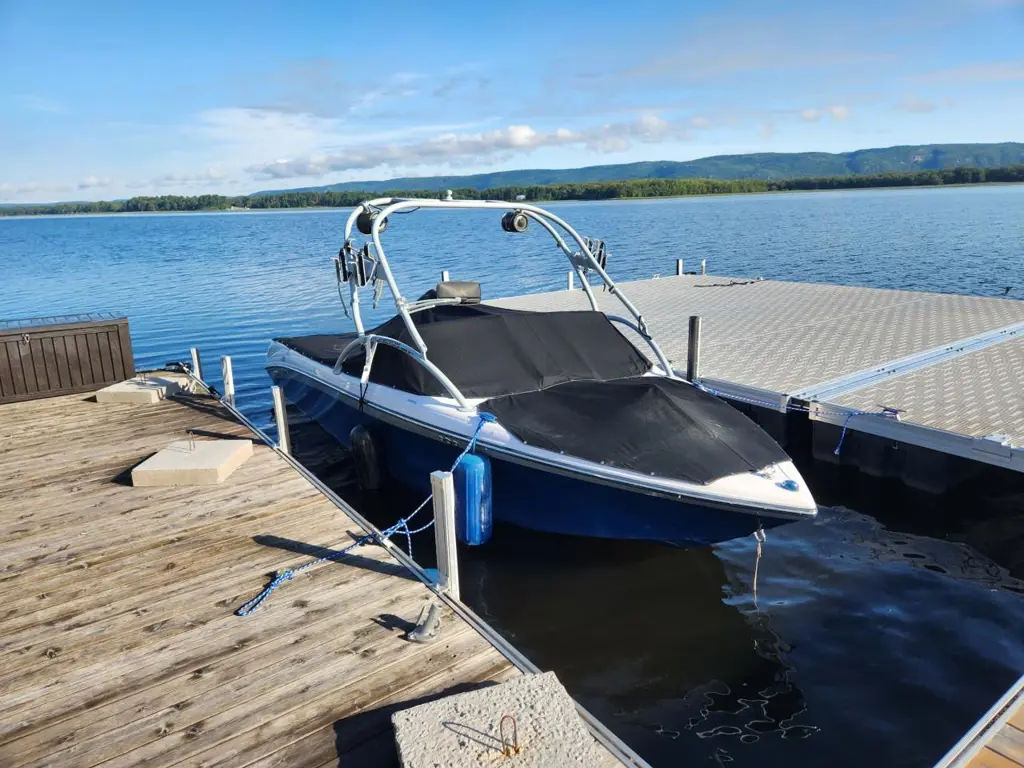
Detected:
[269,366,783,546]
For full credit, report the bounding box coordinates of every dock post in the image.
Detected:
[441,269,450,282]
[700,258,707,276]
[221,355,235,406]
[189,347,203,382]
[567,271,575,290]
[676,259,684,276]
[270,385,291,455]
[430,470,460,601]
[686,315,702,382]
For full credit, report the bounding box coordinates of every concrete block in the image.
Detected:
[392,671,604,767]
[131,439,252,487]
[95,375,184,404]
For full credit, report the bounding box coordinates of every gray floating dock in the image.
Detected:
[492,274,1024,477]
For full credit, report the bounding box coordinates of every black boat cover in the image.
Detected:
[276,331,360,368]
[278,304,652,399]
[276,305,787,483]
[481,377,790,484]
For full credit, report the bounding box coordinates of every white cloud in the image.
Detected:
[247,114,685,180]
[795,106,848,122]
[689,115,711,128]
[826,105,852,121]
[0,182,43,198]
[899,95,938,113]
[188,108,341,156]
[185,108,492,168]
[918,60,1024,83]
[12,94,64,114]
[759,123,775,140]
[614,10,899,89]
[0,181,73,201]
[78,175,111,189]
[392,71,426,84]
[151,168,229,187]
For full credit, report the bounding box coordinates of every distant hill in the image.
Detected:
[255,142,1024,194]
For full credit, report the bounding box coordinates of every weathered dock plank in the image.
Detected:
[0,389,561,767]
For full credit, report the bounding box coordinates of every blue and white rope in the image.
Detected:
[236,412,497,616]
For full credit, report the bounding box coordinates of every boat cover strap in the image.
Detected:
[481,377,789,484]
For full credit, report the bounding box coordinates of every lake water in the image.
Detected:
[3,185,1023,766]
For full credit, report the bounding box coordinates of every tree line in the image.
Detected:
[3,164,1023,216]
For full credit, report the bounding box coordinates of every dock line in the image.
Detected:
[696,380,881,456]
[235,411,498,615]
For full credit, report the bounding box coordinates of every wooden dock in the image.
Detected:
[0,385,629,766]
[494,274,1024,485]
[937,674,1024,768]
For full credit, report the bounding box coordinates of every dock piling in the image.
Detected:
[441,269,450,282]
[676,259,684,276]
[430,470,460,601]
[700,258,707,276]
[567,271,575,291]
[687,315,702,382]
[221,355,235,406]
[189,347,203,382]
[270,385,291,455]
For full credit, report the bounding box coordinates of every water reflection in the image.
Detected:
[804,460,1024,584]
[285,416,1024,767]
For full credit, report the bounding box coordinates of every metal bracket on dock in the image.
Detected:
[974,433,1014,458]
[698,377,792,413]
[808,402,1024,472]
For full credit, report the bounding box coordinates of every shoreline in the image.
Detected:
[1,179,1022,219]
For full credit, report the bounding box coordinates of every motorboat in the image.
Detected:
[266,196,817,546]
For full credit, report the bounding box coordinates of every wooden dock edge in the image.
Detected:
[935,673,1024,767]
[183,369,651,768]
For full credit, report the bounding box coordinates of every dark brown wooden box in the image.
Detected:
[0,314,135,404]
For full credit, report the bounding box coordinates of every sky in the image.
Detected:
[1,0,1022,203]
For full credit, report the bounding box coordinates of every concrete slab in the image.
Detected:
[95,375,185,404]
[131,439,253,486]
[392,671,605,767]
